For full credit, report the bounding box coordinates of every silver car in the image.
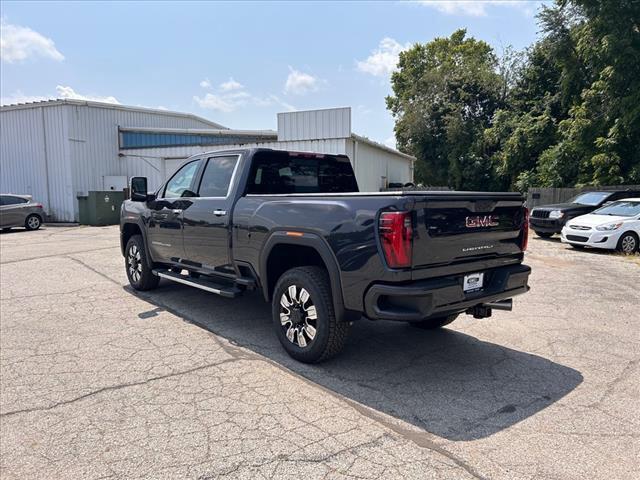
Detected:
[0,194,45,231]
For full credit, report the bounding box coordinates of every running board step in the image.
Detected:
[153,269,242,298]
[235,276,256,288]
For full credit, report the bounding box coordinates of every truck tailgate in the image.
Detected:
[410,193,526,274]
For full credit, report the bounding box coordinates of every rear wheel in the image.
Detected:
[272,266,349,363]
[617,232,638,254]
[535,231,553,239]
[125,235,159,291]
[410,313,459,330]
[25,214,42,231]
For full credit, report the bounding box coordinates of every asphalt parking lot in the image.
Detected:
[1,226,638,480]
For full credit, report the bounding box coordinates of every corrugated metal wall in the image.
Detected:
[1,103,217,221]
[0,105,75,221]
[348,138,413,192]
[2,103,413,220]
[277,108,351,141]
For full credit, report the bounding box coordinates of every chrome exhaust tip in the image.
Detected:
[483,299,513,311]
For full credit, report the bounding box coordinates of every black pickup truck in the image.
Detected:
[121,148,531,362]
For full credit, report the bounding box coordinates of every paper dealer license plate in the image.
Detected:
[463,272,484,292]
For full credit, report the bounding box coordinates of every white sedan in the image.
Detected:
[561,198,640,254]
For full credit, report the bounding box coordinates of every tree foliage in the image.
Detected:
[388,0,640,190]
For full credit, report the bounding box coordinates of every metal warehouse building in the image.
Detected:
[1,101,414,222]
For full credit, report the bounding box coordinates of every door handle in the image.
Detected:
[213,209,227,216]
[172,209,182,214]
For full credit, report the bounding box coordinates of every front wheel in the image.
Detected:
[272,266,349,363]
[125,235,159,291]
[409,313,459,330]
[25,214,42,231]
[617,232,639,254]
[535,231,553,239]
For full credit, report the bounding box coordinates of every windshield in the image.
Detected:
[593,200,640,217]
[569,192,611,206]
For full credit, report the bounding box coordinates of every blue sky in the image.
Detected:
[1,1,548,147]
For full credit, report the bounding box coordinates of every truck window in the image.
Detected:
[246,151,358,194]
[198,155,239,198]
[164,159,201,198]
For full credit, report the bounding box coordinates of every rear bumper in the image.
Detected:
[363,264,531,321]
[529,217,564,233]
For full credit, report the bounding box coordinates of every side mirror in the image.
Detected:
[130,177,148,202]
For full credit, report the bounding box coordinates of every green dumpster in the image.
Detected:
[77,191,125,226]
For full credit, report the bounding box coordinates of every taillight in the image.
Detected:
[379,211,413,268]
[34,203,43,208]
[521,207,529,251]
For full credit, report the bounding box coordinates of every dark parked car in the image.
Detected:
[529,190,640,238]
[121,148,531,362]
[0,194,45,231]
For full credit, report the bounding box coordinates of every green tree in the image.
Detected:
[535,0,640,186]
[386,29,504,189]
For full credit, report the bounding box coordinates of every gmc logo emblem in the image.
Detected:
[465,215,499,228]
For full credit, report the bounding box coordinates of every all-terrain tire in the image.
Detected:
[272,266,349,363]
[125,235,160,291]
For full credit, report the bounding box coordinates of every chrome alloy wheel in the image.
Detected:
[621,234,637,254]
[127,244,143,282]
[279,285,317,348]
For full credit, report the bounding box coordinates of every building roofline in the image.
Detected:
[351,133,415,161]
[277,106,351,115]
[0,98,226,129]
[118,126,276,137]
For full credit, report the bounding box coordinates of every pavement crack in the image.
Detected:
[0,357,243,419]
[66,255,122,286]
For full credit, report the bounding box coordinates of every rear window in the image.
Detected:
[570,192,611,206]
[0,196,28,206]
[246,151,358,194]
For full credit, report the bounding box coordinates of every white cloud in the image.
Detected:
[0,91,51,105]
[254,94,296,112]
[1,85,119,106]
[55,85,120,104]
[220,78,243,91]
[199,78,212,88]
[193,93,236,113]
[194,81,295,113]
[415,1,539,17]
[1,18,64,63]
[284,67,319,95]
[356,38,410,77]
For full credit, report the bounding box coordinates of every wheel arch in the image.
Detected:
[121,221,154,265]
[618,230,639,252]
[260,231,353,323]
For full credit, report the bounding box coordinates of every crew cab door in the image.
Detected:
[147,159,202,262]
[182,154,240,270]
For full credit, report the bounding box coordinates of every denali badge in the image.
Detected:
[465,215,499,228]
[462,245,494,252]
